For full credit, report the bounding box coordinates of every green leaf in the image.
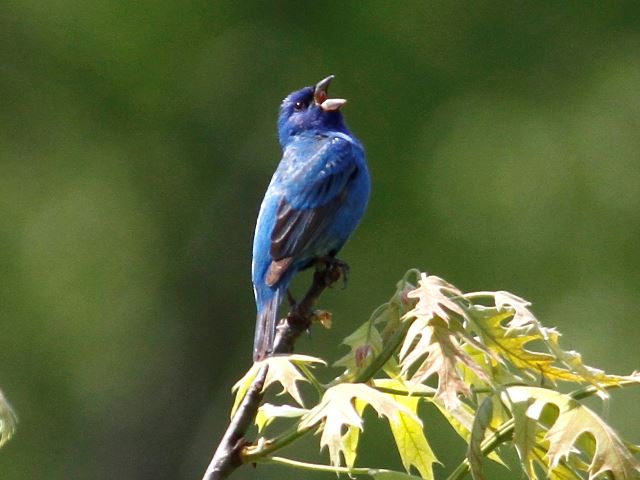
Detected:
[299,383,419,469]
[0,390,16,448]
[467,396,494,480]
[336,270,421,380]
[432,399,475,441]
[334,320,384,374]
[434,399,514,480]
[506,386,640,479]
[375,379,439,480]
[509,396,538,479]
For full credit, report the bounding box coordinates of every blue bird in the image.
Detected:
[252,75,371,361]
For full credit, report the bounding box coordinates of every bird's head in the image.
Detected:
[277,75,349,146]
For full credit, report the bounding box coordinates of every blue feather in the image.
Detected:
[251,76,370,361]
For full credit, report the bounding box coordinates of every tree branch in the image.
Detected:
[201,365,268,480]
[201,262,342,480]
[272,262,343,355]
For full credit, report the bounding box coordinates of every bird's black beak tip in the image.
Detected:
[315,75,335,92]
[313,75,334,104]
[314,74,346,111]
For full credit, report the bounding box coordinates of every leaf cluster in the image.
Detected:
[232,270,640,480]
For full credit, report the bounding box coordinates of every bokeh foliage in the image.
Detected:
[1,1,639,479]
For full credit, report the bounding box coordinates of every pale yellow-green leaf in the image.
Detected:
[300,383,419,469]
[505,389,587,480]
[467,295,627,390]
[507,386,640,479]
[231,355,325,415]
[547,464,584,480]
[466,305,600,385]
[400,317,488,409]
[341,425,359,470]
[531,443,585,480]
[532,401,591,478]
[230,363,260,418]
[404,273,468,326]
[255,403,307,433]
[375,379,439,480]
[493,290,535,328]
[539,329,629,390]
[262,355,325,406]
[342,399,367,469]
[457,347,498,394]
[0,390,17,448]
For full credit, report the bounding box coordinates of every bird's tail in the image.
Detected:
[253,288,281,362]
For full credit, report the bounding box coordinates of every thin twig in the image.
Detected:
[262,455,373,474]
[260,455,407,477]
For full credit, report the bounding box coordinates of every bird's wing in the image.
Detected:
[266,136,359,286]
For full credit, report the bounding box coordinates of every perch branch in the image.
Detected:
[201,261,343,480]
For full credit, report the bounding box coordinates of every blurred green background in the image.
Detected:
[1,1,639,479]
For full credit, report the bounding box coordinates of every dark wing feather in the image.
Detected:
[265,139,359,286]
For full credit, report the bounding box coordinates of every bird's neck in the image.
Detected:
[278,125,351,148]
[278,110,351,147]
[279,128,351,149]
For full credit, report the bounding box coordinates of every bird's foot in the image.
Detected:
[317,256,350,289]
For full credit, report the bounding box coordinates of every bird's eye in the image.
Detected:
[294,101,305,111]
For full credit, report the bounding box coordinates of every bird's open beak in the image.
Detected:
[314,75,347,112]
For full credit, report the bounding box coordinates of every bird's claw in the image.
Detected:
[318,256,350,289]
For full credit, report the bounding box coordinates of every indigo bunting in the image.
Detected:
[252,75,370,361]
